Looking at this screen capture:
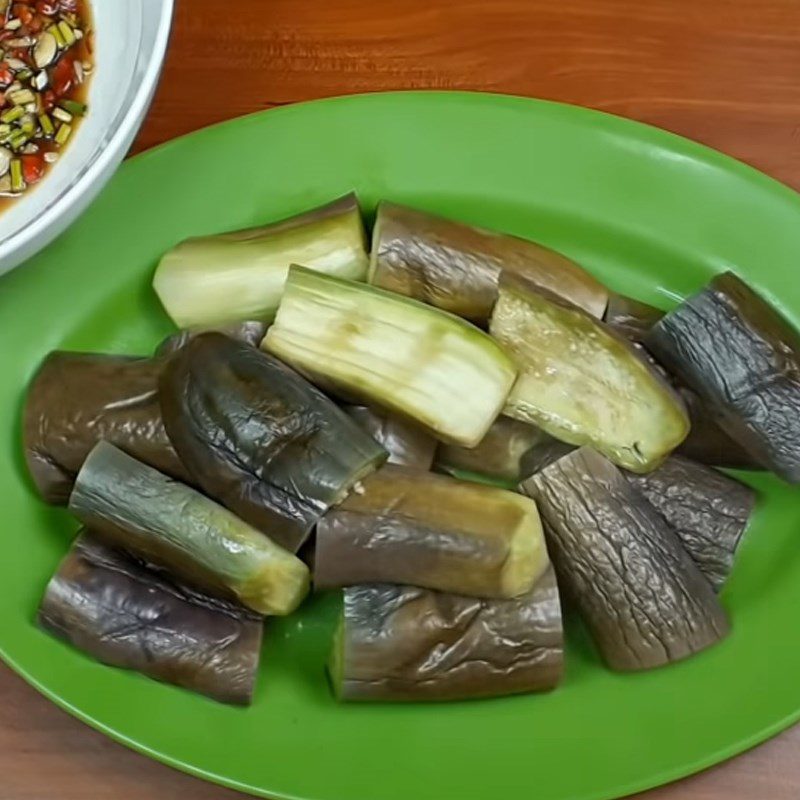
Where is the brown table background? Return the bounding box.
[3,0,800,797]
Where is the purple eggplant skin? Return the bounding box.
[159,333,387,553]
[38,532,263,705]
[369,201,608,324]
[330,567,563,702]
[646,272,800,482]
[434,416,549,483]
[521,447,729,672]
[605,293,762,470]
[344,405,436,470]
[23,352,189,505]
[314,465,549,599]
[625,455,755,592]
[604,293,665,341]
[154,320,268,357]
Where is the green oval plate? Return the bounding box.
[3,92,800,800]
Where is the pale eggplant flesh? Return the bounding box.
[344,405,436,470]
[314,465,549,599]
[39,531,263,705]
[626,455,755,591]
[159,333,387,553]
[23,351,189,505]
[521,447,729,671]
[369,201,608,323]
[329,567,563,702]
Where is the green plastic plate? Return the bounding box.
[3,92,800,800]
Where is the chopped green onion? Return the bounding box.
[38,113,54,136]
[20,115,35,134]
[1,105,24,123]
[48,24,66,48]
[10,158,23,192]
[16,68,32,81]
[57,21,75,46]
[9,89,35,106]
[60,99,86,117]
[52,106,72,123]
[55,122,72,145]
[9,130,28,150]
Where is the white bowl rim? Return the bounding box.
[2,0,175,262]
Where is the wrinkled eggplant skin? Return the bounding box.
[23,352,188,504]
[336,567,563,702]
[160,333,387,552]
[605,294,762,470]
[370,201,608,323]
[625,455,755,591]
[39,532,263,705]
[315,465,544,598]
[154,321,268,357]
[522,448,729,671]
[345,405,436,470]
[435,416,548,482]
[604,293,665,340]
[647,272,800,482]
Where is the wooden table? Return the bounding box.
[3,0,800,797]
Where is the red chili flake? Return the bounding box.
[50,56,74,97]
[0,66,13,86]
[21,153,45,184]
[12,4,35,25]
[41,88,56,111]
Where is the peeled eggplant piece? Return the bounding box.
[369,201,608,323]
[69,442,310,616]
[39,532,263,705]
[626,455,755,591]
[344,405,436,470]
[315,465,549,599]
[153,193,369,328]
[490,273,689,473]
[435,416,549,482]
[159,333,387,553]
[155,320,268,357]
[604,293,664,340]
[264,266,517,447]
[329,567,563,702]
[521,448,729,671]
[646,272,800,482]
[23,352,188,504]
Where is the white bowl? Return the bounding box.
[0,0,174,275]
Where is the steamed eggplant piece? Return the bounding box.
[155,320,268,357]
[264,266,518,447]
[521,448,729,671]
[604,293,664,340]
[39,532,263,705]
[435,416,549,482]
[159,333,387,552]
[646,272,800,482]
[69,442,310,615]
[626,455,755,591]
[490,273,689,473]
[329,567,563,702]
[23,352,188,504]
[604,294,761,469]
[153,193,369,328]
[315,465,548,598]
[345,406,436,469]
[369,201,608,323]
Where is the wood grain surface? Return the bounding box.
[3,0,800,798]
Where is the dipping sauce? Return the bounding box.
[0,0,93,204]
